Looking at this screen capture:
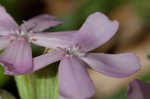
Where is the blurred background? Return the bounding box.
[0,0,150,99]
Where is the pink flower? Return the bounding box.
[126,79,150,99]
[0,5,63,75]
[32,12,141,99]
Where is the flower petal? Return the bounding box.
[74,12,119,52]
[126,79,150,99]
[21,14,64,32]
[30,31,77,49]
[33,50,64,71]
[81,53,140,77]
[0,38,33,75]
[0,5,18,35]
[0,36,10,50]
[59,56,95,99]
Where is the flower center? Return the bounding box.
[65,46,85,57]
[11,23,35,41]
[7,28,31,42]
[16,25,30,36]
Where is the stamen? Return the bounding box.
[56,46,85,57]
[27,22,37,32]
[32,38,37,42]
[22,20,37,32]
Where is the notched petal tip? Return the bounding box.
[124,53,141,75]
[113,53,141,77]
[112,20,119,31]
[90,12,120,23]
[81,53,141,78]
[75,11,119,52]
[87,12,119,24]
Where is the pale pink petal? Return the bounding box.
[81,53,140,77]
[0,5,18,35]
[74,12,119,52]
[0,38,33,75]
[30,31,77,49]
[126,79,150,99]
[59,56,95,99]
[59,96,66,99]
[0,36,10,50]
[33,50,64,71]
[21,14,64,32]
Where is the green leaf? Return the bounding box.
[0,50,10,87]
[0,65,10,87]
[0,89,16,99]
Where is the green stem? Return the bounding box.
[35,64,58,99]
[15,73,36,99]
[15,64,58,99]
